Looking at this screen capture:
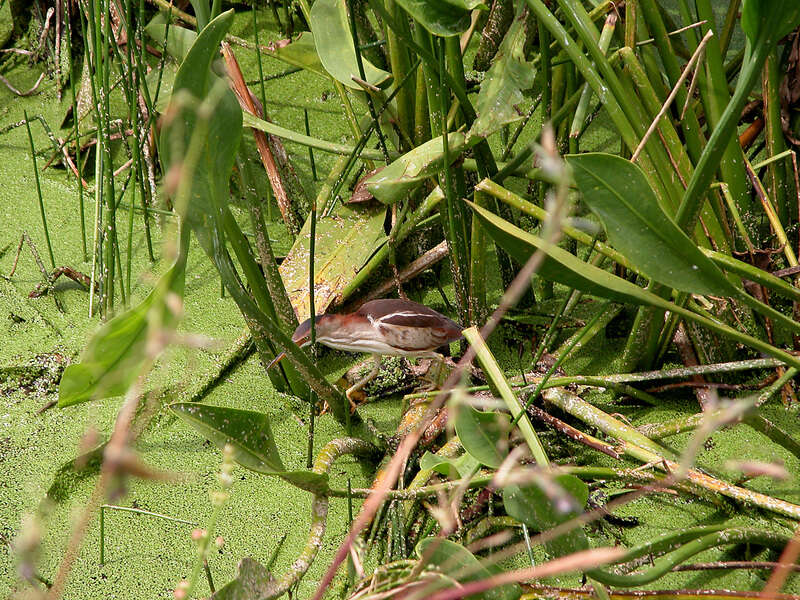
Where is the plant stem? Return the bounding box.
[23,111,55,270]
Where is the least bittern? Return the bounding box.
[269,299,463,406]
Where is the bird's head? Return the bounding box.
[266,314,339,369]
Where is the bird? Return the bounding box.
[268,299,463,408]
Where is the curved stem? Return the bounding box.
[260,438,374,600]
[589,528,789,587]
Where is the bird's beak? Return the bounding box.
[266,351,286,370]
[267,334,310,370]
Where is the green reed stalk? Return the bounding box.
[309,198,317,346]
[383,0,414,149]
[23,111,56,270]
[762,49,790,223]
[101,0,118,314]
[349,0,390,162]
[65,11,87,261]
[464,327,549,466]
[304,109,317,180]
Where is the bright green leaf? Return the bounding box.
[170,403,330,493]
[58,260,186,407]
[145,13,197,62]
[417,537,520,600]
[171,403,285,472]
[503,474,589,558]
[469,9,535,139]
[158,10,242,232]
[267,32,328,79]
[454,405,510,468]
[468,199,800,371]
[394,0,473,36]
[309,0,392,89]
[567,153,736,297]
[419,450,480,479]
[366,133,466,205]
[741,0,800,47]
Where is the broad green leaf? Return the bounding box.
[454,405,510,468]
[278,201,387,321]
[58,260,186,407]
[419,450,480,479]
[567,153,735,297]
[267,32,327,79]
[741,0,800,47]
[309,0,391,89]
[469,199,800,371]
[366,133,466,205]
[503,474,589,558]
[145,14,197,62]
[212,557,272,600]
[469,8,535,139]
[171,403,285,471]
[468,200,655,306]
[158,10,242,232]
[394,0,475,37]
[58,296,152,407]
[417,538,520,600]
[146,15,327,81]
[170,403,330,493]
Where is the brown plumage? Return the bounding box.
[270,299,463,406]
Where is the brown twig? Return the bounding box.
[0,72,46,97]
[221,43,301,235]
[360,241,449,305]
[527,405,621,459]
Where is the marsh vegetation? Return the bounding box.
[2,0,800,599]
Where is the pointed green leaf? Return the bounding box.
[58,297,151,407]
[468,199,800,371]
[503,474,589,558]
[417,538,520,600]
[454,406,510,468]
[309,0,391,89]
[267,32,327,78]
[158,10,242,231]
[741,0,800,47]
[419,450,480,479]
[469,9,535,139]
[171,403,285,472]
[394,0,478,37]
[58,260,186,407]
[468,200,654,305]
[568,153,735,297]
[366,133,466,205]
[170,403,330,494]
[145,13,197,62]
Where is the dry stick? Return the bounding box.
[426,548,626,600]
[0,72,46,96]
[361,241,448,304]
[527,405,621,459]
[310,137,569,600]
[673,322,718,410]
[60,143,90,189]
[221,43,300,235]
[760,523,800,599]
[631,30,714,162]
[526,586,800,600]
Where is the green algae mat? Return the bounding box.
[2,1,800,600]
